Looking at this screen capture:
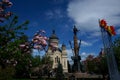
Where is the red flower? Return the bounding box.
[99,19,107,27]
[107,26,116,36]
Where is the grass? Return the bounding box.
[14,78,103,80]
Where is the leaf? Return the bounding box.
[23,27,28,30]
[15,26,22,30]
[24,20,29,24]
[14,16,18,20]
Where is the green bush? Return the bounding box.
[0,66,15,80]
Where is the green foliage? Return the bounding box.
[84,54,108,75]
[0,15,31,78]
[100,56,108,73]
[31,55,42,67]
[15,53,32,78]
[29,55,53,77]
[0,15,29,66]
[42,56,53,65]
[55,61,64,80]
[67,60,72,73]
[0,65,15,80]
[0,15,29,46]
[113,37,120,71]
[86,59,96,73]
[31,55,53,68]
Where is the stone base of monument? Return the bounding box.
[65,72,103,79]
[71,56,81,72]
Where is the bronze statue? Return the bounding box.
[73,25,79,35]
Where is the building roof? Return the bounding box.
[49,30,59,39]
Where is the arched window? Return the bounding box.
[56,56,59,62]
[64,59,66,67]
[55,57,57,63]
[59,58,60,62]
[55,56,60,63]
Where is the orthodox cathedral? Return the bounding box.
[46,30,68,73]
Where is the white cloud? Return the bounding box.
[81,52,88,61]
[89,31,101,38]
[66,48,97,63]
[71,40,92,47]
[32,49,45,57]
[58,43,62,48]
[45,9,64,19]
[81,40,92,46]
[81,52,97,61]
[67,0,120,32]
[66,49,74,64]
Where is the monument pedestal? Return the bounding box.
[71,55,81,72]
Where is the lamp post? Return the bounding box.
[99,19,120,80]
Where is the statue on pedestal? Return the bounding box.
[69,25,81,72]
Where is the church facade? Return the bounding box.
[46,30,68,73]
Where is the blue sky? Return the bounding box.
[10,0,120,61]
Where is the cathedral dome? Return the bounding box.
[49,30,59,48]
[49,30,59,40]
[49,30,59,43]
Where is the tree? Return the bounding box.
[0,15,30,79]
[0,15,29,68]
[113,37,120,71]
[83,53,108,75]
[41,56,53,76]
[98,55,108,78]
[83,55,96,73]
[0,0,54,78]
[0,65,15,80]
[67,60,72,73]
[0,0,32,78]
[94,53,108,79]
[0,0,12,22]
[55,61,64,80]
[31,55,42,67]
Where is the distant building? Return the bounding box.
[46,30,68,73]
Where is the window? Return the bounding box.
[55,57,57,63]
[55,56,60,63]
[64,59,66,68]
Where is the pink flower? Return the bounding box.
[26,46,29,49]
[0,14,5,17]
[2,0,9,3]
[5,12,12,18]
[33,39,38,43]
[31,30,48,51]
[19,44,26,48]
[41,39,47,46]
[34,35,40,39]
[26,51,31,54]
[15,61,17,64]
[43,36,48,40]
[8,2,12,7]
[40,30,46,33]
[0,7,4,12]
[34,45,41,49]
[39,36,44,40]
